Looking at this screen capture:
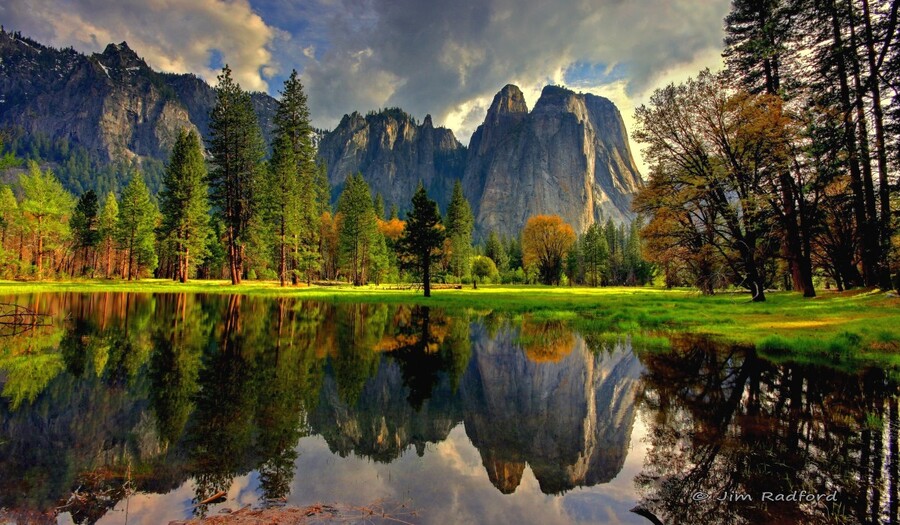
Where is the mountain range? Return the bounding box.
[0,29,642,235]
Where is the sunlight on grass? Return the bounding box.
[1,280,898,367]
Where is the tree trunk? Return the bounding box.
[105,239,112,278]
[847,7,881,286]
[279,218,286,287]
[830,0,878,286]
[861,0,896,289]
[779,176,815,296]
[423,254,431,297]
[181,245,189,283]
[36,218,43,280]
[227,224,239,285]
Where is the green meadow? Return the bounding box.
[2,280,898,369]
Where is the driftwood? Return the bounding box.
[0,303,51,337]
[197,491,228,506]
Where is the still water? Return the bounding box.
[0,293,897,524]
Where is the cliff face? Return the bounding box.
[463,85,643,236]
[1,29,641,232]
[0,30,276,164]
[316,110,467,212]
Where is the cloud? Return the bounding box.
[296,0,731,171]
[0,0,732,172]
[0,0,278,91]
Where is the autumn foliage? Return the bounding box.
[521,215,576,285]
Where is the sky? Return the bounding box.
[0,0,732,173]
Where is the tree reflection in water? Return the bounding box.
[635,335,900,525]
[0,293,898,525]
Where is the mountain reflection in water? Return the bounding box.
[0,293,897,525]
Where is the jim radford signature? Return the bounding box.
[691,490,839,503]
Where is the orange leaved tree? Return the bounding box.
[522,215,576,285]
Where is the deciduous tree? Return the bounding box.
[522,215,575,285]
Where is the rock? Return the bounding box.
[465,84,643,236]
[0,29,277,167]
[316,109,466,213]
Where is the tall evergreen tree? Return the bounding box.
[484,230,509,272]
[208,65,265,285]
[116,174,158,280]
[373,193,385,220]
[581,223,609,286]
[268,133,300,286]
[445,180,474,279]
[70,190,100,276]
[397,183,445,297]
[724,0,817,297]
[272,70,320,285]
[337,174,380,285]
[99,192,119,278]
[159,129,211,283]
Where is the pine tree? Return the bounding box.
[397,183,445,297]
[272,70,320,285]
[268,132,300,286]
[208,65,265,285]
[445,180,474,280]
[159,129,211,283]
[19,161,74,279]
[373,193,385,220]
[116,174,158,280]
[99,192,119,278]
[71,190,100,276]
[582,223,609,286]
[337,174,379,285]
[316,162,331,215]
[484,230,509,272]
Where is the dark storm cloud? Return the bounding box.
[0,0,731,157]
[299,0,731,140]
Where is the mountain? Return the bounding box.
[1,29,642,232]
[463,84,643,237]
[0,29,277,177]
[316,109,466,211]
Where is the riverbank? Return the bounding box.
[1,279,898,365]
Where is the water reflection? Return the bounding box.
[635,335,900,525]
[0,293,897,524]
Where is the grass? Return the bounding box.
[1,279,899,367]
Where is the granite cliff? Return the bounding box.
[1,29,642,232]
[463,84,643,236]
[0,29,277,165]
[316,109,466,211]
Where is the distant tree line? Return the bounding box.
[634,0,900,301]
[0,67,653,289]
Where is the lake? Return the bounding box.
[0,293,896,524]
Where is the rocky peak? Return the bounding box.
[487,84,528,120]
[465,83,643,237]
[318,109,466,212]
[94,41,148,79]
